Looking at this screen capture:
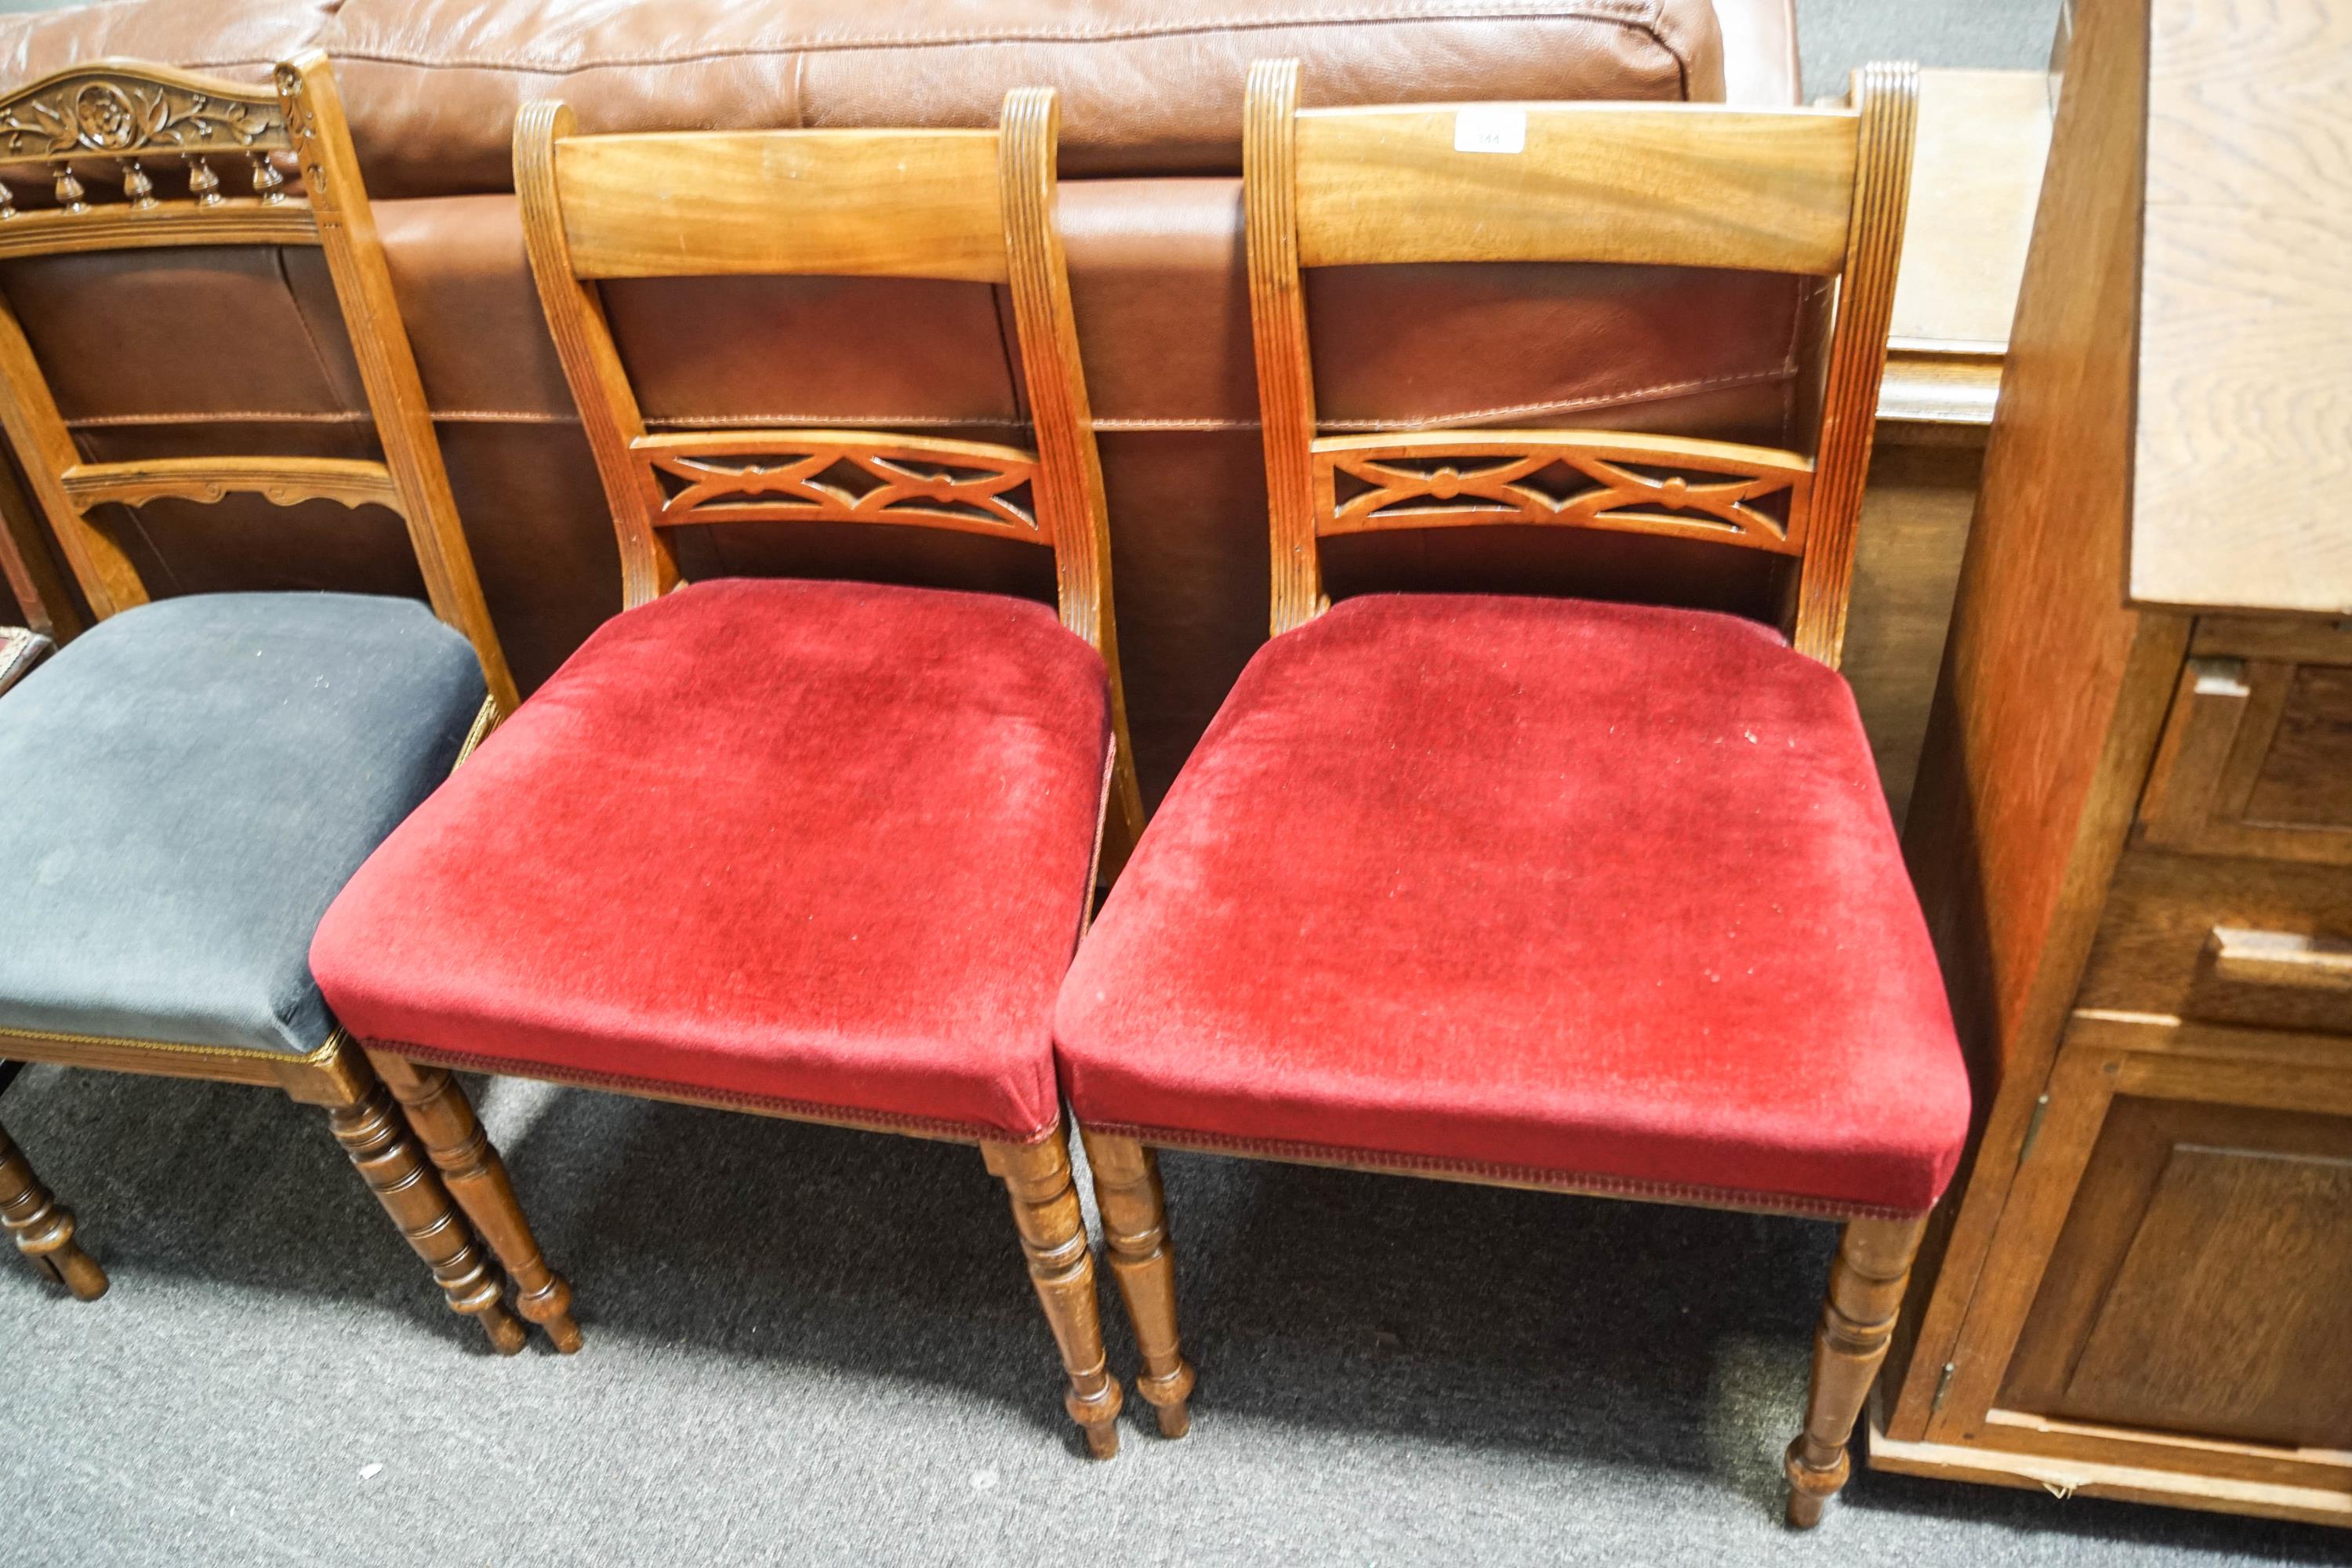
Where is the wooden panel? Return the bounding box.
[2139,650,2352,864]
[1871,1415,2352,1528]
[2129,0,2352,613]
[554,129,1010,283]
[2080,847,2352,1031]
[2002,1097,2352,1450]
[1889,70,2052,351]
[1292,104,1857,274]
[1886,0,2183,1437]
[1841,442,1980,824]
[2245,663,2352,826]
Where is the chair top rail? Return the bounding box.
[1292,102,1860,274]
[553,127,1010,283]
[0,60,293,162]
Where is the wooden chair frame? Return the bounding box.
[1077,60,1926,1520]
[0,629,99,1301]
[1246,58,1915,669]
[508,89,1137,1454]
[0,1062,107,1301]
[0,54,572,1356]
[515,88,1145,862]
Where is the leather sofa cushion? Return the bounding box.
[313,578,1110,1142]
[321,0,1732,198]
[1055,593,1972,1217]
[0,0,331,88]
[0,593,486,1057]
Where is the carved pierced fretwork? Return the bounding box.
[633,432,1047,542]
[1312,433,1813,554]
[0,67,290,162]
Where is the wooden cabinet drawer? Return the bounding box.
[2082,849,2352,1031]
[2136,620,2352,865]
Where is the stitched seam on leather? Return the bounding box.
[329,5,1689,78]
[62,368,1787,436]
[64,411,370,427]
[270,246,355,416]
[360,1036,1057,1145]
[1323,367,1793,430]
[1080,1119,1930,1220]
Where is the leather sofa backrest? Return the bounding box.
[319,0,1728,197]
[0,0,1804,803]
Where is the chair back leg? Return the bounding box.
[369,1051,582,1352]
[0,1120,107,1300]
[1784,1214,1929,1526]
[1080,1129,1195,1437]
[985,1127,1125,1456]
[308,1058,526,1355]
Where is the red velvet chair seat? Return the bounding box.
[1054,594,1972,1217]
[311,579,1111,1142]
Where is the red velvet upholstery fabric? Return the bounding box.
[1055,594,1971,1216]
[313,579,1110,1141]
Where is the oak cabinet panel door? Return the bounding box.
[2001,1094,2352,1450]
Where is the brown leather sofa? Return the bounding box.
[0,0,1802,801]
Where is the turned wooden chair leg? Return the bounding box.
[0,1120,107,1301]
[318,1070,526,1354]
[1784,1214,1928,1528]
[983,1125,1124,1457]
[369,1052,581,1352]
[1080,1128,1195,1438]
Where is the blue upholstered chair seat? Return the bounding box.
[0,593,488,1057]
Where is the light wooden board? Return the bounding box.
[2129,0,2352,614]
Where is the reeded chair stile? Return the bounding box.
[0,54,573,1352]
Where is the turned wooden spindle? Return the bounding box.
[1080,1130,1196,1437]
[369,1053,581,1352]
[0,1122,107,1301]
[1784,1215,1929,1528]
[249,152,285,204]
[120,160,155,210]
[185,155,221,207]
[984,1130,1123,1457]
[50,164,85,216]
[325,1080,525,1354]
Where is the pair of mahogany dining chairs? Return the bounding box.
[0,49,1971,1529]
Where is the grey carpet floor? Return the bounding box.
[2,1063,2345,1566]
[5,3,2332,1566]
[1799,0,2063,94]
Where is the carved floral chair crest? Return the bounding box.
[0,54,574,1352]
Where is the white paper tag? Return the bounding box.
[1454,105,1526,154]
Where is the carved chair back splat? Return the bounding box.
[513,89,1145,855]
[0,53,516,710]
[1243,60,1918,666]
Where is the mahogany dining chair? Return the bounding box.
[309,88,1148,1454]
[1054,60,1973,1525]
